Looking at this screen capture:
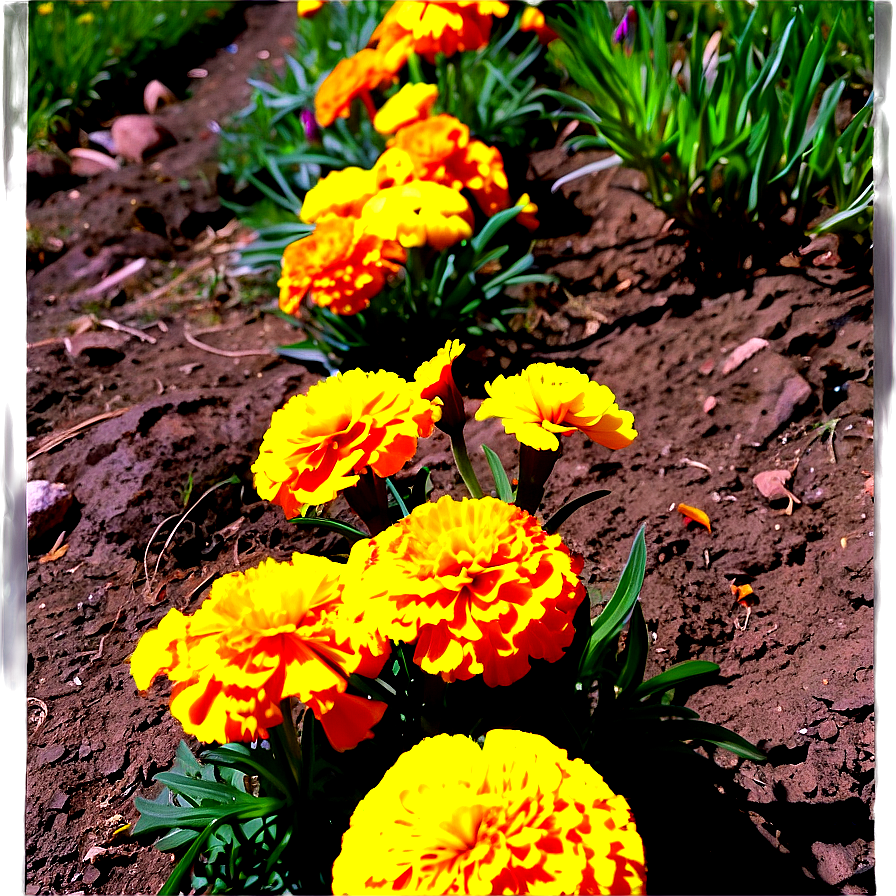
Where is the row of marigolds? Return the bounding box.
[130,345,764,895]
[270,0,558,372]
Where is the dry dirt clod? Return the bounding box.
[27,480,73,541]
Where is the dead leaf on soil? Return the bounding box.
[39,542,69,564]
[752,469,801,515]
[69,148,119,177]
[721,337,769,375]
[677,503,712,532]
[144,79,176,114]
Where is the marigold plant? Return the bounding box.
[251,368,440,517]
[299,166,379,223]
[370,1,510,63]
[358,180,475,250]
[130,554,389,751]
[414,338,466,435]
[339,494,586,687]
[331,729,647,895]
[278,216,406,317]
[475,362,638,452]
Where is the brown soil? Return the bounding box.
[25,5,874,895]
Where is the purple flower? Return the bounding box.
[613,6,637,48]
[301,109,320,143]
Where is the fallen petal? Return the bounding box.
[722,337,769,375]
[677,503,712,532]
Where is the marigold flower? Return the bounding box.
[297,0,325,16]
[340,495,585,687]
[76,11,94,24]
[331,729,647,895]
[37,2,53,14]
[371,1,509,64]
[252,368,440,516]
[389,115,510,216]
[475,363,638,452]
[278,217,405,317]
[374,82,439,135]
[519,5,560,44]
[299,167,379,223]
[315,45,409,128]
[414,339,466,435]
[514,192,539,232]
[359,181,474,250]
[373,147,418,189]
[130,554,389,750]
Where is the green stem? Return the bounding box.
[450,435,484,499]
[274,698,303,795]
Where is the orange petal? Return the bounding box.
[677,503,711,532]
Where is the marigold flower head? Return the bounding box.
[374,82,440,134]
[373,147,419,189]
[519,5,560,44]
[414,339,466,435]
[37,2,53,14]
[299,166,379,223]
[371,1,510,64]
[76,11,94,24]
[130,554,388,750]
[514,192,539,232]
[252,368,440,516]
[389,115,509,216]
[331,728,647,895]
[359,181,474,250]
[475,363,638,452]
[340,495,586,687]
[278,217,405,317]
[315,45,408,128]
[297,0,325,16]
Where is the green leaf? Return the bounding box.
[660,719,767,762]
[627,703,701,721]
[542,490,610,534]
[152,773,258,807]
[481,445,514,502]
[285,515,369,541]
[578,524,646,680]
[133,796,285,836]
[615,601,649,695]
[634,660,719,700]
[385,477,410,518]
[158,820,218,896]
[154,827,199,852]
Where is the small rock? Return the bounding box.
[48,790,69,811]
[78,740,93,760]
[818,719,839,741]
[34,744,66,768]
[773,374,813,429]
[82,865,102,886]
[110,115,176,162]
[27,481,73,541]
[100,745,129,778]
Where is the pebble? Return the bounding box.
[27,480,72,540]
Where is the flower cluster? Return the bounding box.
[131,553,388,751]
[331,729,647,895]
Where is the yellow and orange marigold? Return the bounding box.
[339,494,586,687]
[414,339,466,435]
[389,114,510,216]
[299,166,379,223]
[370,1,510,63]
[130,554,389,751]
[519,5,560,44]
[252,368,440,516]
[315,44,409,128]
[297,0,325,17]
[373,82,439,134]
[475,363,638,452]
[331,728,647,895]
[358,181,474,250]
[278,217,405,317]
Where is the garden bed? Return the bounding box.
[25,4,873,895]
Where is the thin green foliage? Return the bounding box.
[28,1,232,146]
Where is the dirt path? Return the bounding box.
[25,7,874,895]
